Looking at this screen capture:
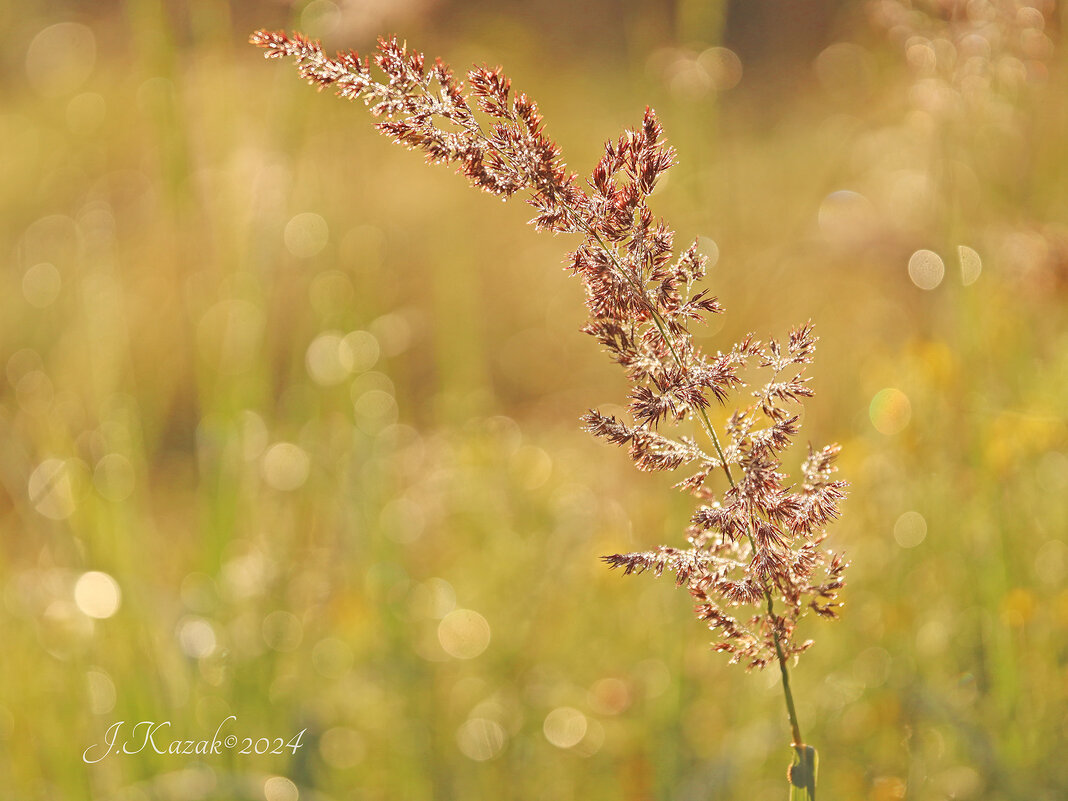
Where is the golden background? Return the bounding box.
[2,1,1066,799]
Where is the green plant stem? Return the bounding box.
[770,594,804,746]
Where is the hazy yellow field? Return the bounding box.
[2,2,1066,799]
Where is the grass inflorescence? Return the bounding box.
[251,28,850,795]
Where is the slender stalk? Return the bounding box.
[770,593,804,746]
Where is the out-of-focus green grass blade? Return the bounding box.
[788,745,817,801]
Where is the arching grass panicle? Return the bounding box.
[250,22,847,677]
[251,29,848,773]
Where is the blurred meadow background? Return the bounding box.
[2,1,1067,799]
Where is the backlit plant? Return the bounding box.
[251,29,848,799]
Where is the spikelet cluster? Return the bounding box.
[251,30,847,669]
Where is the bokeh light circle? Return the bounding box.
[262,610,304,652]
[697,47,743,91]
[22,263,62,307]
[28,458,77,520]
[343,331,380,373]
[306,332,352,386]
[870,388,912,435]
[263,776,299,801]
[543,707,587,749]
[26,23,96,97]
[262,443,311,491]
[456,718,507,761]
[588,677,631,716]
[94,454,135,502]
[86,669,117,714]
[320,726,365,768]
[284,212,329,258]
[74,571,121,619]
[894,511,928,548]
[437,609,491,659]
[958,245,982,285]
[177,617,217,659]
[908,249,945,290]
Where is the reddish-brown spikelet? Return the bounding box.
[250,30,848,669]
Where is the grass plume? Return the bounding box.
[251,29,848,796]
